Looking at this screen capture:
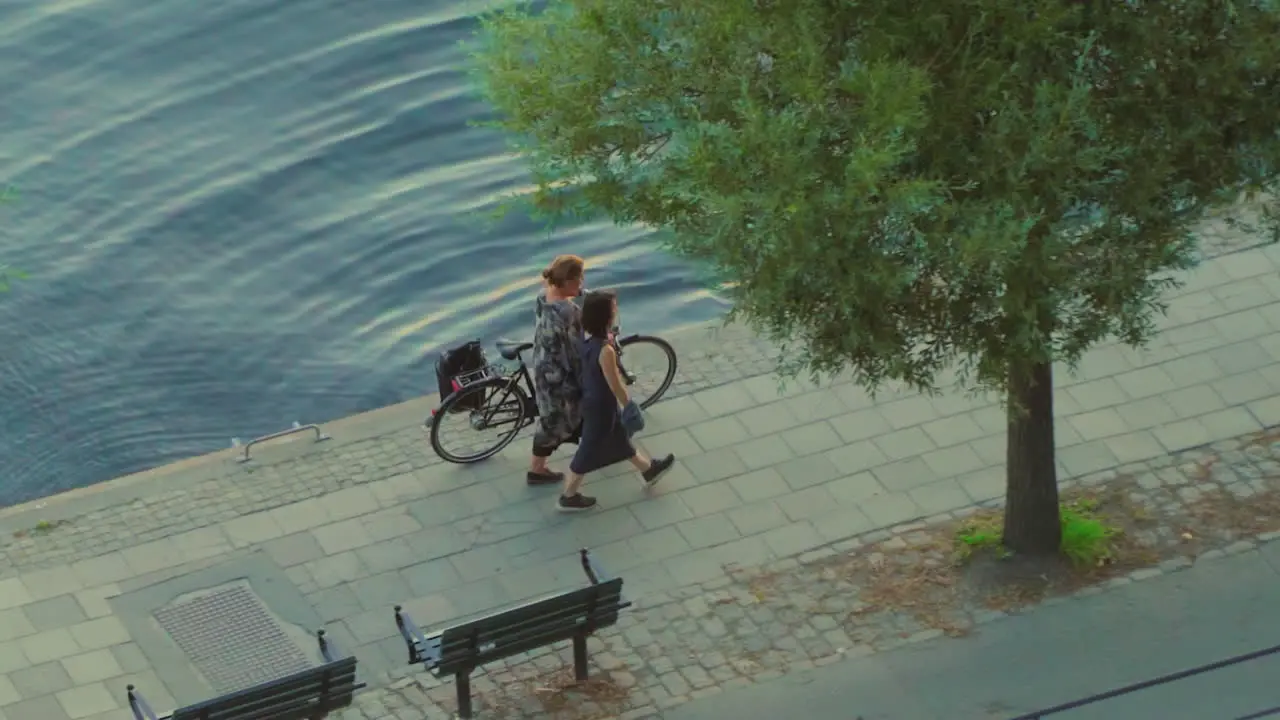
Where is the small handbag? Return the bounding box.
[621,400,645,438]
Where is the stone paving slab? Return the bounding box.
[0,227,1275,719]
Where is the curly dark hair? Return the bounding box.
[580,290,617,338]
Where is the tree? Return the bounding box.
[474,0,1280,555]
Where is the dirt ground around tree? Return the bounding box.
[343,428,1280,720]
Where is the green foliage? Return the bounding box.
[956,516,1008,560]
[1058,498,1118,568]
[474,0,1280,396]
[957,498,1117,567]
[12,518,69,539]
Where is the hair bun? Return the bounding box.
[542,254,584,288]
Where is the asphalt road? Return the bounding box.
[663,543,1280,720]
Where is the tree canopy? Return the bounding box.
[474,0,1280,553]
[478,0,1278,386]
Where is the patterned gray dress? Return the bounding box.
[531,292,583,453]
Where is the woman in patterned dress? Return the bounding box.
[527,255,586,485]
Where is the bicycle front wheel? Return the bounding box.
[429,378,530,463]
[617,335,678,410]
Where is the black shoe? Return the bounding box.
[556,493,598,512]
[642,454,675,487]
[527,470,564,486]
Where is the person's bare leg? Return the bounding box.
[557,471,597,511]
[528,443,564,486]
[563,472,586,498]
[628,451,652,472]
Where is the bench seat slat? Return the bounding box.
[435,597,626,663]
[433,598,628,674]
[173,659,356,711]
[433,582,621,644]
[436,594,625,660]
[429,581,626,676]
[453,580,621,636]
[171,684,359,720]
[436,581,622,648]
[434,604,628,677]
[170,659,358,720]
[171,688,359,720]
[170,686,360,720]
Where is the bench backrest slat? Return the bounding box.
[434,579,624,676]
[170,658,358,720]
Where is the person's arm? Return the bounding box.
[599,343,630,408]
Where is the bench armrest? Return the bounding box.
[127,685,161,720]
[579,548,624,591]
[316,628,347,664]
[394,606,443,669]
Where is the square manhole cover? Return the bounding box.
[153,584,312,694]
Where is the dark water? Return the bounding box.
[0,0,724,506]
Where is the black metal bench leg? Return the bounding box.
[456,670,473,719]
[573,632,589,682]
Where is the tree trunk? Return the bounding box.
[1002,360,1061,556]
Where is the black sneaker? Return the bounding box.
[526,470,564,486]
[642,454,675,487]
[556,493,598,512]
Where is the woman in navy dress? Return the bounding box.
[557,291,675,512]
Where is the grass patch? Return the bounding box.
[12,518,69,539]
[956,497,1119,567]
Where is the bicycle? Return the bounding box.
[427,326,678,464]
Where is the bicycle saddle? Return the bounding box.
[495,339,534,360]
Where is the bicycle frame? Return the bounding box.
[437,321,638,431]
[509,361,540,417]
[466,363,539,433]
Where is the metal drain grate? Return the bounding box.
[153,584,312,694]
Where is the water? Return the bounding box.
[0,0,725,507]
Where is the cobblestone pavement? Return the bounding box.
[331,429,1280,720]
[0,213,1276,720]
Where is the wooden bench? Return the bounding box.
[126,629,364,720]
[394,548,630,719]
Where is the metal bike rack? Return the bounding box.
[238,421,330,463]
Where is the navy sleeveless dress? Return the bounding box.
[569,335,636,474]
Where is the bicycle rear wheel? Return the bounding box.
[429,378,530,463]
[617,335,677,409]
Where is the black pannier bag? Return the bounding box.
[435,340,488,412]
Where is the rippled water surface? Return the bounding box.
[0,0,724,506]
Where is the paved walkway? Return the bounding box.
[0,224,1275,719]
[662,540,1280,720]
